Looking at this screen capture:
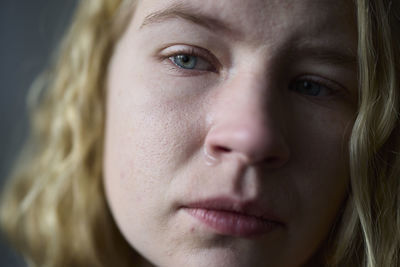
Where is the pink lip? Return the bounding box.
[182,197,284,238]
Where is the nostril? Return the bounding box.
[264,155,288,168]
[204,145,232,166]
[204,124,290,167]
[265,157,279,164]
[215,146,231,153]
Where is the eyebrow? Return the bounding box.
[293,46,358,69]
[140,3,241,38]
[140,3,358,70]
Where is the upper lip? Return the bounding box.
[182,196,285,225]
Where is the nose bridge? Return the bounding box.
[221,71,273,125]
[205,70,290,167]
[215,69,285,136]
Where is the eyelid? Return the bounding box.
[159,45,221,72]
[293,74,346,96]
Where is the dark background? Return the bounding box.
[0,0,77,265]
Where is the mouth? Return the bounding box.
[181,197,284,238]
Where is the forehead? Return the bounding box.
[133,0,357,49]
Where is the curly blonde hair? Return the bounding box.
[1,0,399,266]
[328,0,400,266]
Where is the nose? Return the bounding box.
[204,73,290,168]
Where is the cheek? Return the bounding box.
[102,59,213,261]
[289,94,353,176]
[300,104,352,185]
[105,46,196,172]
[103,57,209,209]
[283,101,352,244]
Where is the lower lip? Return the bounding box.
[184,208,280,238]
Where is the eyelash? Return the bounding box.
[159,46,345,98]
[161,47,219,74]
[290,75,342,98]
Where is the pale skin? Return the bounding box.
[103,0,358,266]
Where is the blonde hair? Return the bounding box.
[1,0,138,266]
[328,0,400,266]
[1,0,399,266]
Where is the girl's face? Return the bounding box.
[104,0,358,266]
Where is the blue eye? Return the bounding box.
[171,54,198,69]
[169,53,215,71]
[290,80,331,97]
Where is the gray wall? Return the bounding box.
[0,0,77,266]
